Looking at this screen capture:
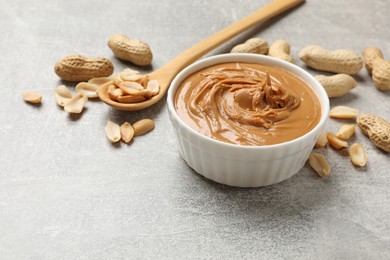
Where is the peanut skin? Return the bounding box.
[54,55,114,82]
[108,34,153,66]
[299,45,362,75]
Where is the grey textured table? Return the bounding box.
[1,0,389,259]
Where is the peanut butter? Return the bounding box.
[174,63,321,146]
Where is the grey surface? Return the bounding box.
[1,0,389,259]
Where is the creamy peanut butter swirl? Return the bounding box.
[175,63,321,146]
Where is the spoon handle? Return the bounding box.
[160,0,304,77]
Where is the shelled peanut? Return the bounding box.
[104,119,155,144]
[22,91,42,104]
[329,106,358,119]
[311,105,374,175]
[309,152,331,177]
[349,144,367,167]
[54,85,88,114]
[106,68,160,103]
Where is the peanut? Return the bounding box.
[64,93,88,114]
[108,34,153,66]
[119,81,144,95]
[268,39,293,63]
[230,38,269,55]
[357,114,390,153]
[329,106,358,119]
[309,152,331,177]
[336,124,355,140]
[349,143,367,167]
[22,91,42,104]
[120,69,142,81]
[105,121,121,143]
[54,85,73,107]
[327,132,348,149]
[107,69,159,103]
[363,47,390,91]
[372,59,390,91]
[114,73,124,86]
[133,119,155,136]
[75,82,99,98]
[117,95,146,103]
[147,80,160,96]
[362,47,384,75]
[107,84,123,101]
[315,74,357,98]
[120,122,134,143]
[54,55,114,82]
[88,77,113,86]
[299,45,362,74]
[315,132,327,148]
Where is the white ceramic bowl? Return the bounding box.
[167,54,329,187]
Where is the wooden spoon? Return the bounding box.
[98,0,304,111]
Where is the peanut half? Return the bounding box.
[327,132,348,150]
[309,152,331,177]
[268,39,294,63]
[105,121,121,143]
[75,82,99,98]
[88,77,113,86]
[315,132,328,148]
[349,143,367,167]
[22,91,42,104]
[315,74,357,98]
[119,81,145,96]
[363,47,390,91]
[108,34,153,66]
[231,38,269,55]
[107,69,160,103]
[299,45,362,74]
[120,122,134,143]
[357,114,390,153]
[329,106,358,119]
[107,84,124,101]
[147,80,160,96]
[64,93,88,114]
[54,55,114,82]
[117,94,146,103]
[54,85,73,107]
[336,124,355,140]
[133,119,155,136]
[120,70,142,82]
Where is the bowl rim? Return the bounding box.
[167,53,329,150]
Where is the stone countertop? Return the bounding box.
[0,0,389,259]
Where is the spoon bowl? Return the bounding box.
[98,68,172,111]
[98,0,304,111]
